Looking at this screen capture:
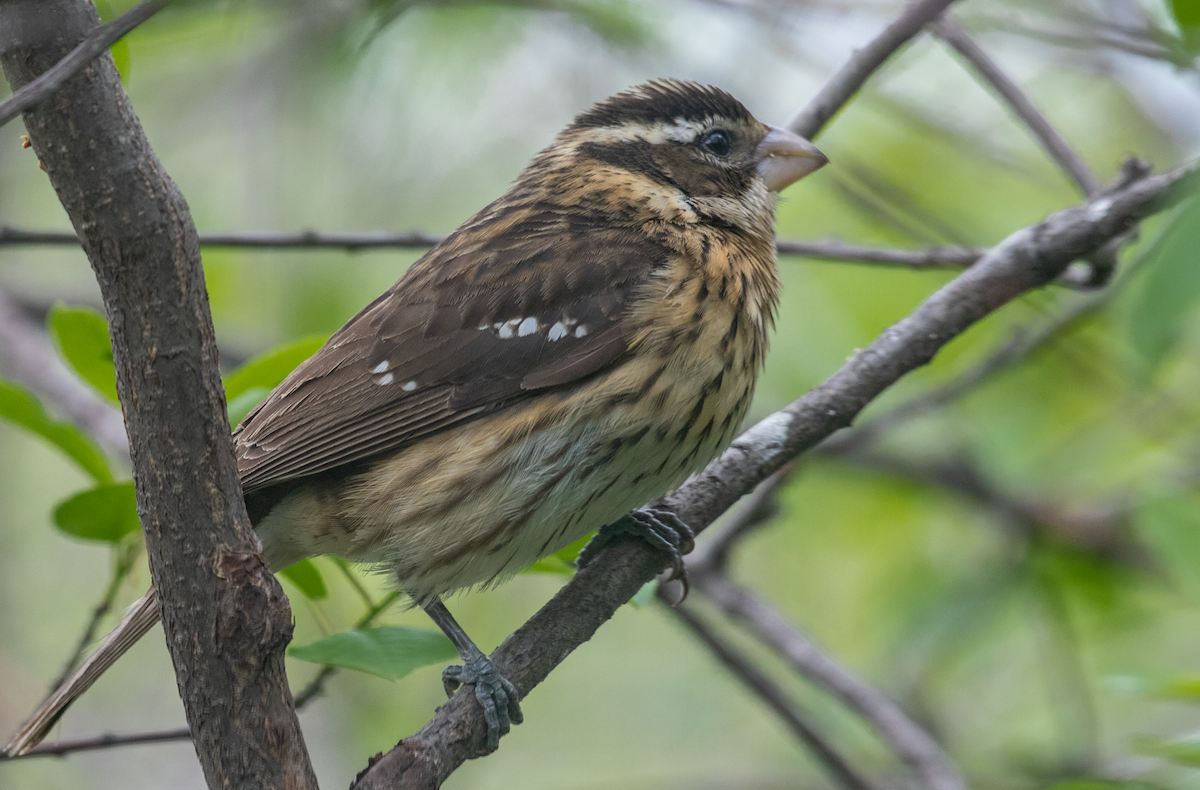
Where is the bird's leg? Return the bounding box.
[421,597,523,752]
[575,506,695,597]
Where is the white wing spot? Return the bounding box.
[575,325,589,338]
[498,323,514,339]
[402,380,417,392]
[376,372,394,385]
[371,361,389,374]
[548,321,567,341]
[518,317,538,337]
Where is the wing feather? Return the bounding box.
[234,208,672,494]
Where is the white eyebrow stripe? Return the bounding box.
[573,118,712,146]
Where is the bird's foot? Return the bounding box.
[576,507,695,597]
[442,654,523,752]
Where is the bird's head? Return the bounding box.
[522,79,827,238]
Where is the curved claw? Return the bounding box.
[576,507,695,601]
[441,655,523,752]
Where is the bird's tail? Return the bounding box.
[3,586,161,757]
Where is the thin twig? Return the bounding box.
[692,572,967,790]
[0,1,165,129]
[12,727,191,758]
[49,544,140,693]
[8,588,405,760]
[0,226,981,270]
[787,0,963,139]
[665,597,879,790]
[931,17,1100,197]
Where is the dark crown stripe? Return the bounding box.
[571,79,751,130]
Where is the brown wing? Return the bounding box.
[233,204,670,494]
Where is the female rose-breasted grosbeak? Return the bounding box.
[6,79,826,756]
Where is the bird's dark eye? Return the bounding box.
[698,129,732,157]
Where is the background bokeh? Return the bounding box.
[3,0,1200,788]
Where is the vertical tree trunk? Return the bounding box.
[0,3,317,788]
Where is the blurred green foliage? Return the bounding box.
[3,1,1200,789]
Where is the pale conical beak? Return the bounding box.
[756,126,828,193]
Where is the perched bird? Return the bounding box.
[5,79,826,756]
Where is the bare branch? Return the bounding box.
[11,727,191,758]
[0,1,164,130]
[8,587,406,761]
[931,17,1100,197]
[787,0,963,139]
[824,191,1178,456]
[49,544,141,693]
[665,597,879,790]
[349,159,1199,790]
[0,226,980,270]
[692,573,966,790]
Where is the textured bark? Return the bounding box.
[0,3,317,788]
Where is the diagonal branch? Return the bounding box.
[931,16,1100,197]
[787,0,962,139]
[666,597,879,790]
[349,154,1199,790]
[691,572,965,790]
[0,0,165,129]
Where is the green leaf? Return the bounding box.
[1134,733,1200,767]
[227,386,270,427]
[47,304,119,405]
[1133,494,1200,598]
[1127,195,1200,372]
[279,559,327,600]
[523,532,594,576]
[289,626,457,680]
[1109,672,1200,701]
[0,379,113,483]
[1170,0,1200,29]
[53,481,139,543]
[628,579,657,609]
[223,336,327,401]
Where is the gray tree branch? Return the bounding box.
[0,0,163,129]
[665,596,879,790]
[0,2,316,788]
[931,17,1100,197]
[787,0,962,139]
[691,572,965,790]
